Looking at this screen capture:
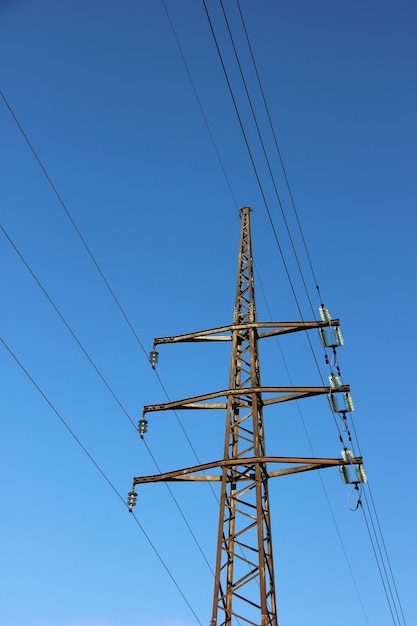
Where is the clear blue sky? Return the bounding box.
[1,2,416,625]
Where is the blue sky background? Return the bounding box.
[1,1,416,625]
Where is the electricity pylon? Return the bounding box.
[129,207,363,626]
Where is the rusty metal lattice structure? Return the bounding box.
[130,207,362,625]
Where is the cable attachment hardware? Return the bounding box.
[319,325,344,348]
[341,447,354,463]
[138,416,148,438]
[319,327,331,347]
[149,350,159,369]
[319,304,332,323]
[340,464,352,484]
[318,304,344,349]
[328,392,339,412]
[339,449,368,486]
[347,484,362,511]
[127,490,137,512]
[355,464,367,483]
[344,392,355,412]
[329,372,342,389]
[334,326,344,346]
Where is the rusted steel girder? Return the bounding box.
[133,455,363,485]
[141,385,349,414]
[152,319,341,345]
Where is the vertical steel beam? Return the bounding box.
[211,208,277,626]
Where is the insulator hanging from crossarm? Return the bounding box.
[334,326,344,346]
[355,464,367,483]
[318,304,344,348]
[329,373,342,389]
[340,465,352,484]
[319,327,331,347]
[319,304,332,323]
[342,447,354,463]
[328,392,339,412]
[328,391,354,415]
[319,325,344,348]
[344,392,355,412]
[138,416,148,438]
[127,490,137,512]
[149,350,159,368]
[339,448,368,485]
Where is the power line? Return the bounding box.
[161,0,239,212]
[360,499,403,626]
[1,11,407,625]
[1,89,223,572]
[209,0,352,435]
[200,1,342,436]
[258,285,370,624]
[219,0,317,321]
[200,5,407,624]
[236,0,322,298]
[201,0,308,325]
[365,487,407,625]
[1,223,214,578]
[1,223,137,430]
[0,88,225,492]
[361,489,407,626]
[0,335,203,626]
[161,2,347,464]
[0,90,148,360]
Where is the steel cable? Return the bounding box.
[0,335,203,626]
[201,4,407,624]
[1,224,214,578]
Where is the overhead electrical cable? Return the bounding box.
[0,88,223,473]
[161,0,349,476]
[215,0,357,448]
[157,12,354,603]
[221,0,367,471]
[2,15,405,626]
[141,435,215,576]
[211,0,347,406]
[1,223,136,430]
[0,91,234,598]
[206,0,335,370]
[152,368,219,500]
[360,499,404,626]
[0,90,148,360]
[201,5,406,624]
[259,287,370,624]
[196,7,377,621]
[361,490,406,626]
[0,335,204,626]
[161,0,239,211]
[365,490,408,625]
[219,0,317,320]
[219,5,364,459]
[201,1,310,325]
[346,403,406,624]
[201,1,343,439]
[210,0,365,466]
[236,0,322,299]
[0,224,214,578]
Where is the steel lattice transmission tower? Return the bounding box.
[129,207,363,626]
